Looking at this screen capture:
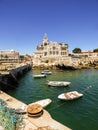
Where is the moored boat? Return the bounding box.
[27,103,43,117]
[33,74,46,78]
[41,70,52,75]
[58,91,83,100]
[28,98,52,108]
[47,80,71,87]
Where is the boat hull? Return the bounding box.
[41,70,52,75]
[33,74,46,78]
[58,91,83,100]
[28,98,52,108]
[47,81,71,87]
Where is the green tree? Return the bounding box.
[93,48,98,52]
[72,48,81,53]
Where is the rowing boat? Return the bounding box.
[28,98,52,108]
[47,80,71,87]
[58,91,83,100]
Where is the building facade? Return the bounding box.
[34,34,69,59]
[33,34,98,68]
[0,50,19,62]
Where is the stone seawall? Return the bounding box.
[33,64,98,70]
[33,56,98,70]
[0,64,32,91]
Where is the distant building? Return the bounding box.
[0,50,19,62]
[34,34,69,59]
[71,51,98,58]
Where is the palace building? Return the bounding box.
[34,34,69,59]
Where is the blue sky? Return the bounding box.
[0,0,98,55]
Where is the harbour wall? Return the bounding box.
[33,56,98,70]
[0,64,32,91]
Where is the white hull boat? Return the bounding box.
[33,74,46,78]
[47,81,71,87]
[41,70,52,75]
[28,98,52,108]
[58,91,83,100]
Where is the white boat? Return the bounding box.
[58,91,83,100]
[41,70,52,75]
[28,98,52,108]
[47,81,71,87]
[33,74,46,78]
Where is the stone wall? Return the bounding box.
[33,56,98,70]
[0,64,32,91]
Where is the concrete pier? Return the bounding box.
[0,91,71,130]
[0,64,32,91]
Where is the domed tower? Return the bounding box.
[43,33,49,46]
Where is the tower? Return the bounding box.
[43,33,49,46]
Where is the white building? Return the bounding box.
[0,50,19,62]
[33,34,70,65]
[34,34,69,59]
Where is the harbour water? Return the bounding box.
[7,69,98,130]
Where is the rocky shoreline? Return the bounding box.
[33,56,98,70]
[32,64,98,70]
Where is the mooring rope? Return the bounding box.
[48,100,66,112]
[81,85,92,93]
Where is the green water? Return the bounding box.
[7,69,98,130]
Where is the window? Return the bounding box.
[53,46,56,50]
[44,52,47,56]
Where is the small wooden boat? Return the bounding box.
[27,103,43,117]
[28,98,52,108]
[41,70,52,75]
[58,91,83,100]
[47,81,71,87]
[33,74,46,78]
